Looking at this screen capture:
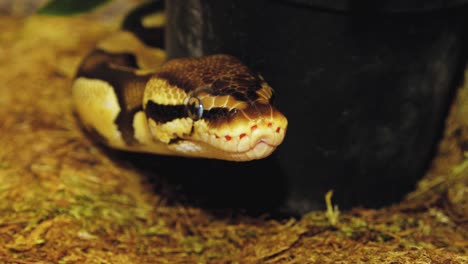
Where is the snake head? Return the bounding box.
[188,84,287,161]
[144,54,288,161]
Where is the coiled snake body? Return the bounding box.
[72,5,287,161]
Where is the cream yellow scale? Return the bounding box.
[72,31,288,161]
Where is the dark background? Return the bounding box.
[141,0,468,215]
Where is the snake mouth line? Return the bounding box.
[181,137,278,154]
[251,139,276,150]
[243,140,276,160]
[235,139,276,154]
[168,136,279,161]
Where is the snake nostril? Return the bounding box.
[276,127,281,133]
[267,122,273,127]
[225,135,232,141]
[239,133,247,139]
[251,125,258,131]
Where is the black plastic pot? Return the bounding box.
[162,0,468,214]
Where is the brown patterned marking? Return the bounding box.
[155,55,262,102]
[145,100,187,123]
[145,100,245,125]
[76,50,152,145]
[205,102,277,129]
[195,108,238,129]
[97,31,165,70]
[77,50,138,76]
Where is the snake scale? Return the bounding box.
[72,1,288,161]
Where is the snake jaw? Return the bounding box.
[173,105,287,161]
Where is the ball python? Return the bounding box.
[72,1,288,161]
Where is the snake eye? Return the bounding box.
[185,96,203,120]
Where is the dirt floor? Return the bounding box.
[0,5,467,263]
